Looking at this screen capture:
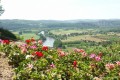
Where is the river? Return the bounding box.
[43,37,55,47]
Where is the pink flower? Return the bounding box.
[38,40,42,44]
[79,49,85,53]
[57,48,62,52]
[30,45,37,50]
[18,43,27,49]
[27,64,33,69]
[31,41,37,45]
[95,56,101,61]
[50,62,55,68]
[116,61,120,66]
[105,63,115,70]
[21,48,27,53]
[58,51,66,57]
[81,52,87,57]
[73,48,85,53]
[0,39,2,43]
[22,43,27,47]
[89,54,96,58]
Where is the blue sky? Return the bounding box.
[0,0,120,20]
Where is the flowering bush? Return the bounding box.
[0,38,120,79]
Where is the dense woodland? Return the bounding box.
[0,19,120,30]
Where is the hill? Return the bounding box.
[0,28,17,40]
[0,19,120,30]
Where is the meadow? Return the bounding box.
[12,31,40,40]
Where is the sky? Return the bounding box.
[0,0,120,20]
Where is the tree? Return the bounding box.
[53,39,62,48]
[39,34,46,41]
[0,5,4,16]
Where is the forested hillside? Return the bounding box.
[0,19,120,30]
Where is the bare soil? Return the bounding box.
[0,52,14,80]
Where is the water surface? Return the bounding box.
[43,37,55,47]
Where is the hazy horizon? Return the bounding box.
[1,18,120,21]
[1,0,120,20]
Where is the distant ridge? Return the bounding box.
[0,19,120,30]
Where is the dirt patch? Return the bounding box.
[0,52,14,80]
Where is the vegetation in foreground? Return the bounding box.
[0,28,17,40]
[0,38,120,80]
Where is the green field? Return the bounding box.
[50,29,98,35]
[50,29,84,35]
[12,31,40,40]
[62,35,106,42]
[20,33,39,40]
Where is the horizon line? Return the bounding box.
[1,18,120,21]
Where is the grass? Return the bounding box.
[20,33,39,40]
[50,29,84,35]
[12,30,40,40]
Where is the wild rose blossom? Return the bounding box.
[105,63,115,70]
[35,51,43,57]
[42,46,48,51]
